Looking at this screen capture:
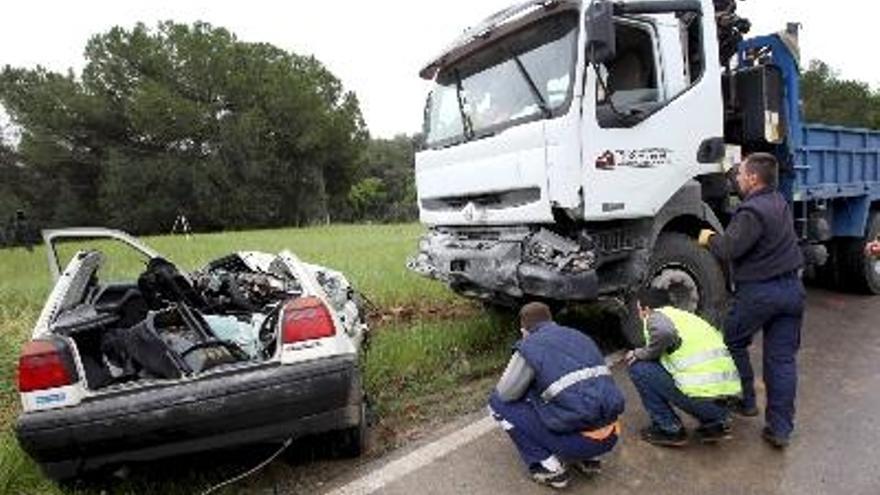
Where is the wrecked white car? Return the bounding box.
[15,228,369,480]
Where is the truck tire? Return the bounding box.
[810,240,840,289]
[617,297,646,348]
[838,212,880,294]
[620,233,728,347]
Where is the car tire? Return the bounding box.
[334,400,367,458]
[838,211,880,294]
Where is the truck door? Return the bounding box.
[580,9,725,220]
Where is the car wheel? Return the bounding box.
[335,399,367,458]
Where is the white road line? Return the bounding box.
[325,351,627,495]
[324,416,497,495]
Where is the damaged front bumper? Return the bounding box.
[408,227,598,302]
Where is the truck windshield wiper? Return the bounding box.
[453,69,475,140]
[508,50,552,119]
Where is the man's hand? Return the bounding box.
[698,229,716,247]
[624,350,638,366]
[865,240,880,258]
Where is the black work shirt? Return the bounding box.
[708,187,803,282]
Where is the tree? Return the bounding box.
[801,60,880,129]
[348,177,388,220]
[348,135,418,222]
[0,128,48,246]
[0,21,367,234]
[0,140,22,242]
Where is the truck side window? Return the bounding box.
[596,22,662,128]
[682,12,704,84]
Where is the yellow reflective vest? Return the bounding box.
[642,306,742,398]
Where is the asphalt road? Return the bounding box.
[318,288,880,495]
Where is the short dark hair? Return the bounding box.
[519,302,553,331]
[636,286,671,309]
[743,152,778,188]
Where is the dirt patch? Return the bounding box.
[367,300,483,327]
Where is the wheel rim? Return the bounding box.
[650,264,700,312]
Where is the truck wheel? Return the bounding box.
[620,233,728,347]
[617,297,646,348]
[838,212,880,294]
[810,240,840,289]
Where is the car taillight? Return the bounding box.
[282,296,336,343]
[18,339,77,393]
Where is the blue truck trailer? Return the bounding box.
[737,34,880,294]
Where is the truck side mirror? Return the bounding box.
[697,137,726,163]
[420,92,432,149]
[585,0,616,64]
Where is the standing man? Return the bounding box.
[626,287,741,446]
[698,152,805,448]
[489,302,624,489]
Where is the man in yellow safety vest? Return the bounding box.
[625,287,742,446]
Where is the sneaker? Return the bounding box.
[572,459,602,477]
[761,427,790,449]
[529,465,570,489]
[696,422,733,443]
[729,398,759,417]
[640,425,688,447]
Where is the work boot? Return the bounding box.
[572,458,602,478]
[761,427,790,449]
[696,422,733,443]
[640,425,688,447]
[729,397,759,417]
[529,464,570,489]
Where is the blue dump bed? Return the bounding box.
[793,123,880,201]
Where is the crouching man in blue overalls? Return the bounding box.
[489,302,625,489]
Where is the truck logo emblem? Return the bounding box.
[596,148,672,169]
[596,150,616,170]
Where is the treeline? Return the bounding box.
[0,21,418,241]
[801,60,880,128]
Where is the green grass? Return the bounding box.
[0,223,514,495]
[0,224,454,309]
[365,314,516,416]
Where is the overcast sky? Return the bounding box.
[0,1,877,138]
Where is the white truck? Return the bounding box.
[409,0,880,344]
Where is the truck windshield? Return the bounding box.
[425,11,579,147]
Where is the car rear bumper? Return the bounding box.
[16,354,362,480]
